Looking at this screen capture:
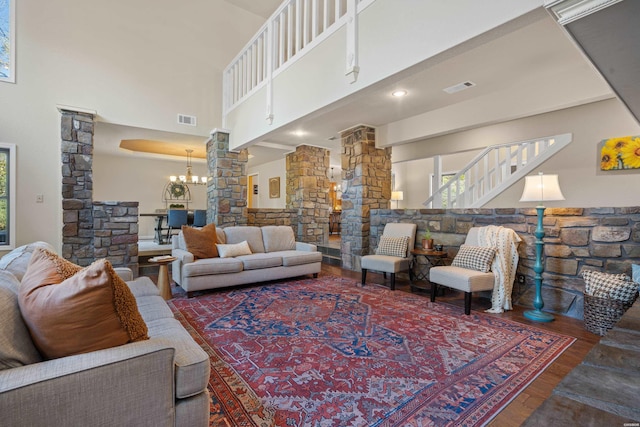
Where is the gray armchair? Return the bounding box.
[361,223,417,290]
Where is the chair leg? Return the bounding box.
[464,292,472,315]
[361,269,367,285]
[390,273,396,291]
[313,273,318,278]
[383,272,387,279]
[430,283,437,302]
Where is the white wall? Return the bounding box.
[392,99,640,209]
[0,0,266,251]
[247,158,287,209]
[93,154,208,239]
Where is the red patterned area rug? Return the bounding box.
[168,275,574,427]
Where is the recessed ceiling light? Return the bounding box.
[292,130,306,137]
[391,90,408,97]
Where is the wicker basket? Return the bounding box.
[583,293,636,336]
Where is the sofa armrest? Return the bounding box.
[296,242,317,252]
[0,340,177,427]
[114,267,134,281]
[172,248,195,264]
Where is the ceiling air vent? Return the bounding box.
[443,81,476,94]
[177,114,197,126]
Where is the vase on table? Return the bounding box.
[422,239,434,250]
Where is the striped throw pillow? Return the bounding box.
[583,270,638,303]
[451,245,496,273]
[375,236,410,258]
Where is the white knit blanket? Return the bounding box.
[478,225,522,313]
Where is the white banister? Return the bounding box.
[222,0,375,118]
[424,134,572,209]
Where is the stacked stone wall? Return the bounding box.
[61,110,95,266]
[59,108,139,274]
[206,131,248,228]
[370,207,640,320]
[93,202,139,272]
[286,145,330,244]
[248,208,300,233]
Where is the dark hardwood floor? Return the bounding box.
[320,263,600,427]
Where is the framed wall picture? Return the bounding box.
[599,136,640,171]
[269,177,280,198]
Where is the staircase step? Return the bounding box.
[322,254,342,266]
[317,245,340,257]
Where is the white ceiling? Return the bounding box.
[97,4,615,171]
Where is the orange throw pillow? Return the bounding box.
[19,248,148,359]
[182,223,218,259]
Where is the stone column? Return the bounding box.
[207,129,248,227]
[60,109,95,266]
[286,145,331,243]
[93,201,139,273]
[340,125,391,270]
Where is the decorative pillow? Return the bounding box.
[0,272,43,370]
[582,270,637,303]
[0,241,56,281]
[451,245,497,273]
[182,223,218,259]
[217,240,252,258]
[375,236,410,258]
[19,248,148,359]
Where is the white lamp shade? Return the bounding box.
[391,191,404,201]
[520,173,565,203]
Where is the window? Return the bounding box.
[0,143,16,248]
[431,172,465,208]
[441,173,465,208]
[0,0,15,83]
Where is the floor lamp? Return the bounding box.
[519,172,565,322]
[391,191,403,208]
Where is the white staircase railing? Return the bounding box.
[423,133,572,208]
[223,0,375,119]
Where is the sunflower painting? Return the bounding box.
[600,136,640,171]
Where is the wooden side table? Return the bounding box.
[149,256,176,300]
[409,248,447,292]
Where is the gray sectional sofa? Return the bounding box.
[0,243,210,427]
[172,225,322,296]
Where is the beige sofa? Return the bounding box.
[0,243,210,427]
[172,225,322,296]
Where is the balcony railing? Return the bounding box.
[223,0,374,119]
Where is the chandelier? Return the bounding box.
[170,149,207,185]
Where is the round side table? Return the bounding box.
[149,256,177,300]
[409,248,447,292]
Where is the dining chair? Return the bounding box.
[193,209,207,227]
[166,209,189,242]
